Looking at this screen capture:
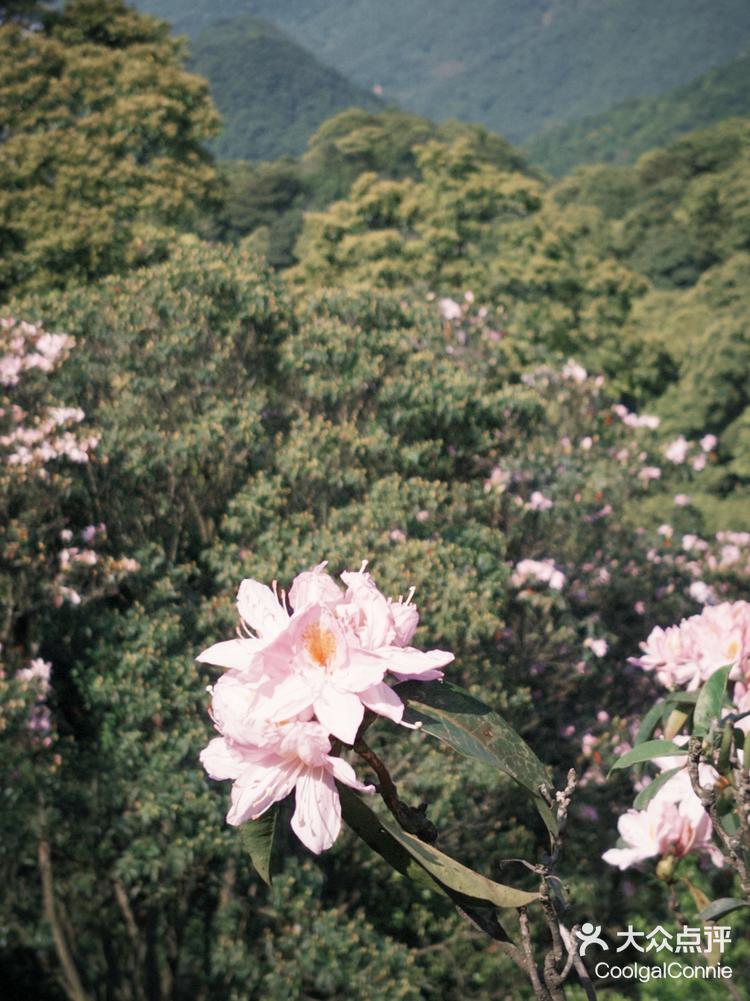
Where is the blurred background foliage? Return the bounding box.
[2,1,750,999]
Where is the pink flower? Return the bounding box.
[700,434,717,452]
[198,563,454,744]
[631,602,750,689]
[584,637,608,658]
[603,770,721,870]
[201,720,373,854]
[527,491,553,511]
[512,559,565,591]
[438,297,462,321]
[665,437,689,464]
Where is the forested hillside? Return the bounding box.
[135,0,750,142]
[527,50,750,175]
[3,3,750,1000]
[188,14,382,161]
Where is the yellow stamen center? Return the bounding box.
[303,622,337,668]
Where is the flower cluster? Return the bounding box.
[198,562,454,853]
[511,558,566,591]
[630,601,750,691]
[603,768,723,871]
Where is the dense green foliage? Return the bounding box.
[8,239,750,1000]
[3,6,750,997]
[0,0,219,298]
[135,0,750,142]
[527,51,750,176]
[187,13,382,162]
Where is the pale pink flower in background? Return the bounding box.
[584,637,608,658]
[512,558,565,591]
[664,436,689,464]
[688,581,716,605]
[657,524,673,540]
[438,297,462,321]
[562,359,587,383]
[639,466,661,482]
[580,436,593,451]
[201,721,373,854]
[673,494,691,507]
[463,290,474,303]
[527,490,553,511]
[700,434,717,452]
[692,453,707,472]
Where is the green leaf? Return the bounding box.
[698,898,750,921]
[396,681,557,837]
[632,766,684,809]
[665,691,700,705]
[693,665,731,737]
[635,701,666,745]
[239,806,278,885]
[609,739,688,774]
[339,786,539,909]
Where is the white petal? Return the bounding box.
[227,759,299,826]
[291,768,341,853]
[359,681,405,724]
[237,579,289,639]
[339,649,387,690]
[314,687,364,744]
[200,737,248,780]
[327,755,374,793]
[196,638,264,673]
[376,645,454,679]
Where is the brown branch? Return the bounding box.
[518,907,553,1001]
[38,838,91,1001]
[353,737,437,842]
[688,737,750,898]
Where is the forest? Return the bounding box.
[2,2,750,1000]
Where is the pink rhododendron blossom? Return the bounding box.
[664,436,689,464]
[201,721,373,853]
[527,491,553,511]
[438,297,462,321]
[199,562,454,850]
[631,601,750,689]
[562,359,587,383]
[603,769,721,870]
[584,637,608,658]
[700,434,718,452]
[511,559,565,591]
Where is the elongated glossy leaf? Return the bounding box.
[635,701,666,746]
[698,898,750,921]
[610,739,687,774]
[239,806,277,885]
[396,681,557,837]
[633,766,684,809]
[339,786,539,909]
[693,665,731,736]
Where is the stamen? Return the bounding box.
[359,559,369,573]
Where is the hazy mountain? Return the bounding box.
[187,14,382,161]
[527,50,750,175]
[134,0,750,143]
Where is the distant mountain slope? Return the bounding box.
[187,14,382,161]
[135,0,750,143]
[526,50,750,175]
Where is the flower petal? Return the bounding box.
[313,687,364,744]
[227,758,299,826]
[237,579,289,639]
[196,638,265,674]
[327,755,375,794]
[376,645,454,680]
[200,736,249,780]
[359,681,405,725]
[291,767,341,853]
